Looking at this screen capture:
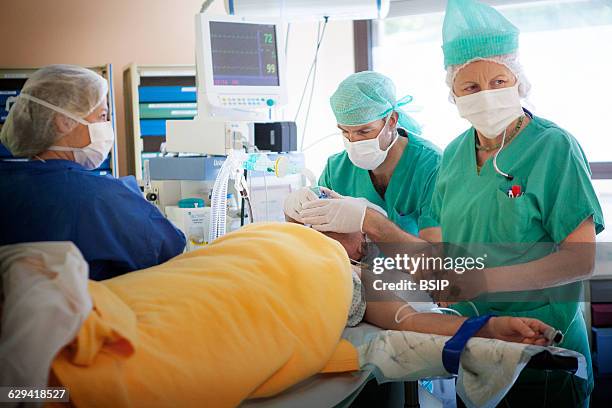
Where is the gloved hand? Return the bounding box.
[319,187,388,218]
[283,187,319,222]
[300,190,387,233]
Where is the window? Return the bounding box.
[373,0,612,164]
[593,180,612,241]
[372,0,612,239]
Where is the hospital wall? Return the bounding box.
[0,0,355,177]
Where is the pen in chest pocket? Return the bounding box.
[507,185,523,198]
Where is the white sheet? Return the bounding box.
[0,242,91,393]
[344,323,587,408]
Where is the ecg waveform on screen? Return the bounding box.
[212,66,260,72]
[209,21,280,86]
[211,33,259,40]
[212,50,261,55]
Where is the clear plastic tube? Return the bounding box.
[435,307,462,316]
[301,167,317,186]
[242,154,276,173]
[394,303,463,324]
[209,152,312,240]
[209,158,233,242]
[241,153,307,178]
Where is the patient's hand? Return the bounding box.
[480,317,551,346]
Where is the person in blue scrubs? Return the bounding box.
[0,65,185,280]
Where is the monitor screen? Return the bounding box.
[210,21,280,87]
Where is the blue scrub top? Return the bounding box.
[0,159,186,280]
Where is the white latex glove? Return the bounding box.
[283,187,319,222]
[300,191,387,233]
[319,187,388,218]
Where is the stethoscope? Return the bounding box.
[493,126,514,181]
[490,111,532,181]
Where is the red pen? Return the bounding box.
[511,185,522,198]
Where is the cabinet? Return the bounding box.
[123,64,196,180]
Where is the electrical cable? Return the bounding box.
[293,19,328,123]
[284,23,291,57]
[293,21,326,123]
[240,169,247,226]
[302,131,341,151]
[199,0,214,13]
[300,21,326,151]
[394,303,463,325]
[436,307,462,316]
[394,303,418,325]
[293,17,329,151]
[245,196,254,224]
[466,300,480,317]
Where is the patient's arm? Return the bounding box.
[281,224,550,345]
[316,232,551,345]
[365,301,551,345]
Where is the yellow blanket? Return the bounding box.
[51,222,360,408]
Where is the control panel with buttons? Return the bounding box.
[216,96,277,108]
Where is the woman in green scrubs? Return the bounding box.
[284,71,441,242]
[430,0,605,406]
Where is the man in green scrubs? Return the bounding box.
[431,0,606,405]
[284,71,441,242]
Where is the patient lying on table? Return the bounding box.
[0,223,581,408]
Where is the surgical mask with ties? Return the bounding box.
[343,114,398,170]
[454,83,523,139]
[20,93,114,170]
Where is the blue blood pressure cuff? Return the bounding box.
[442,314,494,375]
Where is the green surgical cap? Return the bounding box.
[442,0,520,68]
[330,71,421,134]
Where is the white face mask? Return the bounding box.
[343,115,398,170]
[454,84,523,139]
[19,93,114,170]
